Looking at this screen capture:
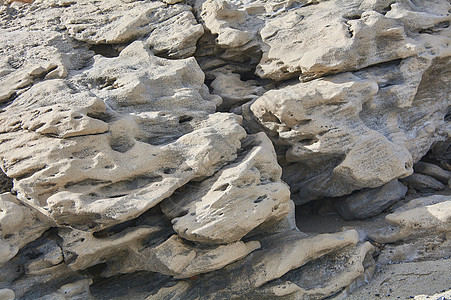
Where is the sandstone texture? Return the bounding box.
[0,0,450,299]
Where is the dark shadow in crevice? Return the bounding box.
[0,168,13,194]
[89,270,175,300]
[89,44,123,58]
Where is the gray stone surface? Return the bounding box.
[335,179,408,220]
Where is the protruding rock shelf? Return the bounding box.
[0,0,449,299]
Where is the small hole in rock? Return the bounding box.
[254,195,267,204]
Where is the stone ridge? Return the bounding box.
[0,0,449,299]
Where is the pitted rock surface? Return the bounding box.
[0,0,449,299]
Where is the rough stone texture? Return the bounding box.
[0,193,52,265]
[401,173,446,192]
[335,179,408,220]
[413,161,451,184]
[243,52,449,203]
[371,194,451,243]
[0,0,450,299]
[161,132,291,244]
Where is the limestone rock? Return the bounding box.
[256,0,450,81]
[1,1,203,59]
[162,229,374,299]
[243,54,449,203]
[247,230,360,287]
[348,259,451,300]
[161,132,291,244]
[60,225,260,279]
[0,193,52,265]
[161,0,184,4]
[0,289,14,300]
[0,30,91,103]
[372,194,451,243]
[243,72,413,202]
[377,235,451,264]
[335,179,408,220]
[401,173,446,192]
[145,9,204,59]
[36,279,94,300]
[0,0,450,299]
[0,231,88,299]
[413,161,451,184]
[258,242,375,299]
[0,41,245,231]
[199,0,255,49]
[257,5,415,80]
[210,67,265,111]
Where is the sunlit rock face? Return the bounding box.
[0,0,449,299]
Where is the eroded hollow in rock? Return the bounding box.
[0,0,450,299]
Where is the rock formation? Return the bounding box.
[0,0,449,299]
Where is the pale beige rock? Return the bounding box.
[243,53,449,202]
[256,0,450,81]
[0,30,89,103]
[258,242,375,299]
[348,259,451,299]
[36,279,94,300]
[161,132,291,244]
[166,229,371,299]
[373,195,451,243]
[200,0,254,48]
[210,67,265,110]
[0,41,245,231]
[0,0,450,298]
[249,230,360,287]
[0,193,52,265]
[161,0,184,4]
[1,1,203,58]
[0,289,14,300]
[378,235,451,264]
[146,282,191,300]
[145,10,204,58]
[243,72,413,202]
[61,227,260,279]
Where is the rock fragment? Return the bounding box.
[401,173,446,192]
[335,179,408,220]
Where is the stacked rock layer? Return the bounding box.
[0,0,449,299]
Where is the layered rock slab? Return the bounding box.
[242,55,449,203]
[0,2,295,296]
[151,229,376,299]
[0,0,449,299]
[0,41,247,231]
[161,132,291,244]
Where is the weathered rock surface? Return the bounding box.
[161,132,291,244]
[335,179,408,220]
[414,161,451,184]
[243,52,449,203]
[0,0,450,299]
[401,173,446,192]
[372,194,451,243]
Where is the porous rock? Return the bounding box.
[0,41,245,231]
[0,0,450,299]
[161,132,291,244]
[372,194,451,243]
[243,54,449,203]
